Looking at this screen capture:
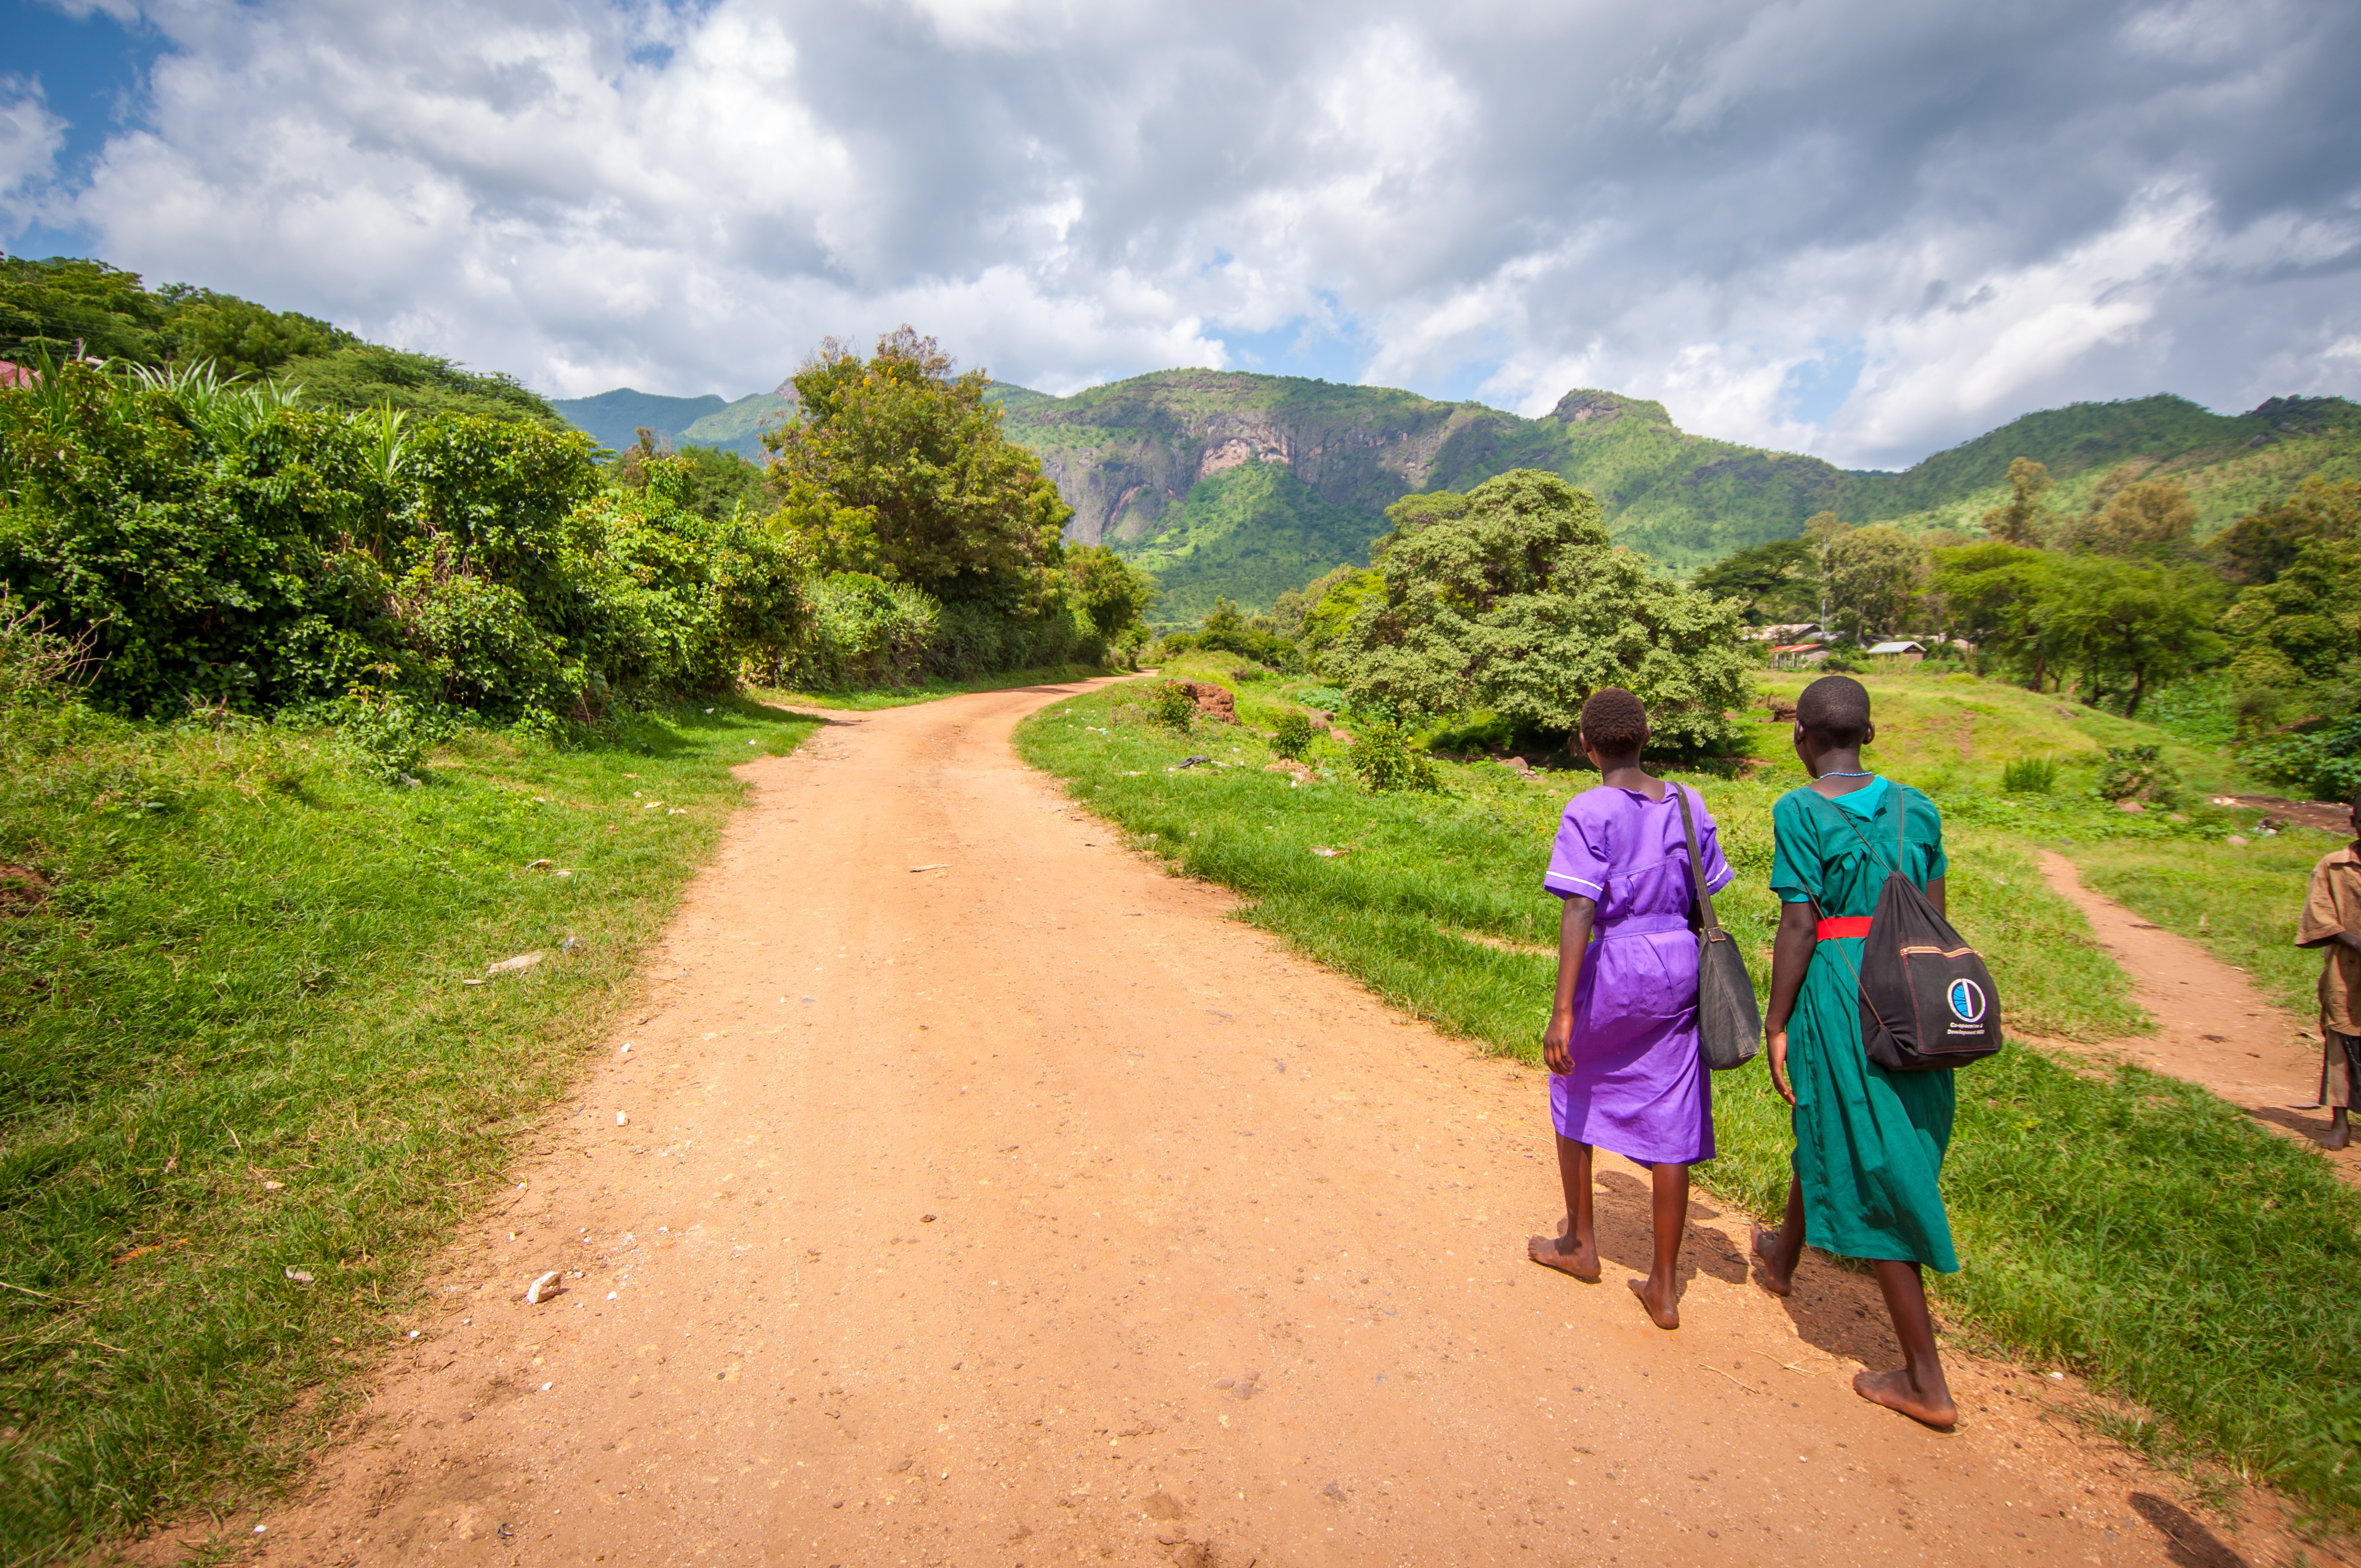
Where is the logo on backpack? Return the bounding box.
[1946,977,1987,1025]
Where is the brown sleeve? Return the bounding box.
[2300,857,2349,945]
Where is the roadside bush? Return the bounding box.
[1149,680,1196,732]
[2001,756,2058,794]
[2095,745,2180,805]
[1270,710,1314,761]
[797,573,940,688]
[1347,719,1441,793]
[2244,717,2361,803]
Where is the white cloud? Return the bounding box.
[4,0,2357,468]
[0,77,66,217]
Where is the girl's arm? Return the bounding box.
[1762,903,1818,1105]
[1542,895,1598,1075]
[1927,876,1946,918]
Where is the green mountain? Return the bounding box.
[986,371,2361,618]
[550,385,797,458]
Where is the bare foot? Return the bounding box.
[1852,1368,1956,1429]
[1626,1276,1679,1330]
[1749,1226,1794,1298]
[1527,1233,1600,1281]
[2325,1120,2351,1151]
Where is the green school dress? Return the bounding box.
[1769,776,1960,1272]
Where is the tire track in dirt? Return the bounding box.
[176,680,2327,1567]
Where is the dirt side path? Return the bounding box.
[2036,852,2360,1177]
[188,685,2320,1568]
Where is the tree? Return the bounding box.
[1930,542,2069,691]
[1064,544,1158,641]
[0,256,161,363]
[2071,477,2197,558]
[2212,477,2361,586]
[2039,556,2220,716]
[1691,537,1818,624]
[1326,470,1749,755]
[1822,526,1926,641]
[763,326,1069,608]
[1980,457,2052,546]
[2221,536,2361,690]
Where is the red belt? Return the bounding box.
[1816,917,1872,940]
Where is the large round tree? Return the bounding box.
[1328,469,1750,756]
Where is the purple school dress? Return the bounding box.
[1541,783,1734,1166]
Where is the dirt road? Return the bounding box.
[213,681,2291,1567]
[2035,852,2361,1179]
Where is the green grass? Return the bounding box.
[749,661,1122,711]
[1019,655,2361,1522]
[0,694,818,1561]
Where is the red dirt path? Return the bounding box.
[176,679,2331,1567]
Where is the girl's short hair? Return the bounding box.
[1579,687,1649,758]
[1797,676,1873,747]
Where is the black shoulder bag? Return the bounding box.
[1672,785,1762,1071]
[1817,785,2004,1072]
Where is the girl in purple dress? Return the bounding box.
[1526,688,1734,1329]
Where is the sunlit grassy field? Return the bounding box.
[1018,656,2361,1522]
[0,698,817,1559]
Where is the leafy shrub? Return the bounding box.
[1149,680,1196,732]
[2095,745,2180,805]
[325,682,445,781]
[795,573,940,688]
[2244,717,2361,803]
[1291,685,1348,714]
[1270,710,1314,761]
[1347,719,1440,793]
[2001,756,2057,794]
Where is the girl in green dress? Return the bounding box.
[1749,676,1959,1428]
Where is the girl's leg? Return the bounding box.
[1855,1260,1957,1428]
[1750,1173,1807,1296]
[2326,1106,2351,1151]
[1627,1161,1689,1330]
[1527,1135,1600,1279]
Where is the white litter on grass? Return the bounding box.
[282,1268,313,1283]
[526,1271,562,1305]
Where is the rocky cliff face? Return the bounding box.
[994,371,1478,548]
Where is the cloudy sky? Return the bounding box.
[4,0,2357,469]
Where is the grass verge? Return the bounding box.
[0,693,817,1562]
[1018,657,2361,1523]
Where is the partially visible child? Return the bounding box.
[1749,675,1960,1428]
[1526,687,1734,1330]
[2298,791,2361,1150]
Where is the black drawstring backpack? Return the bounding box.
[1672,785,1761,1071]
[1816,785,2004,1073]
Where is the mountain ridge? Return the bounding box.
[553,368,2361,619]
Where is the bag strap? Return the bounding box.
[1671,784,1724,936]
